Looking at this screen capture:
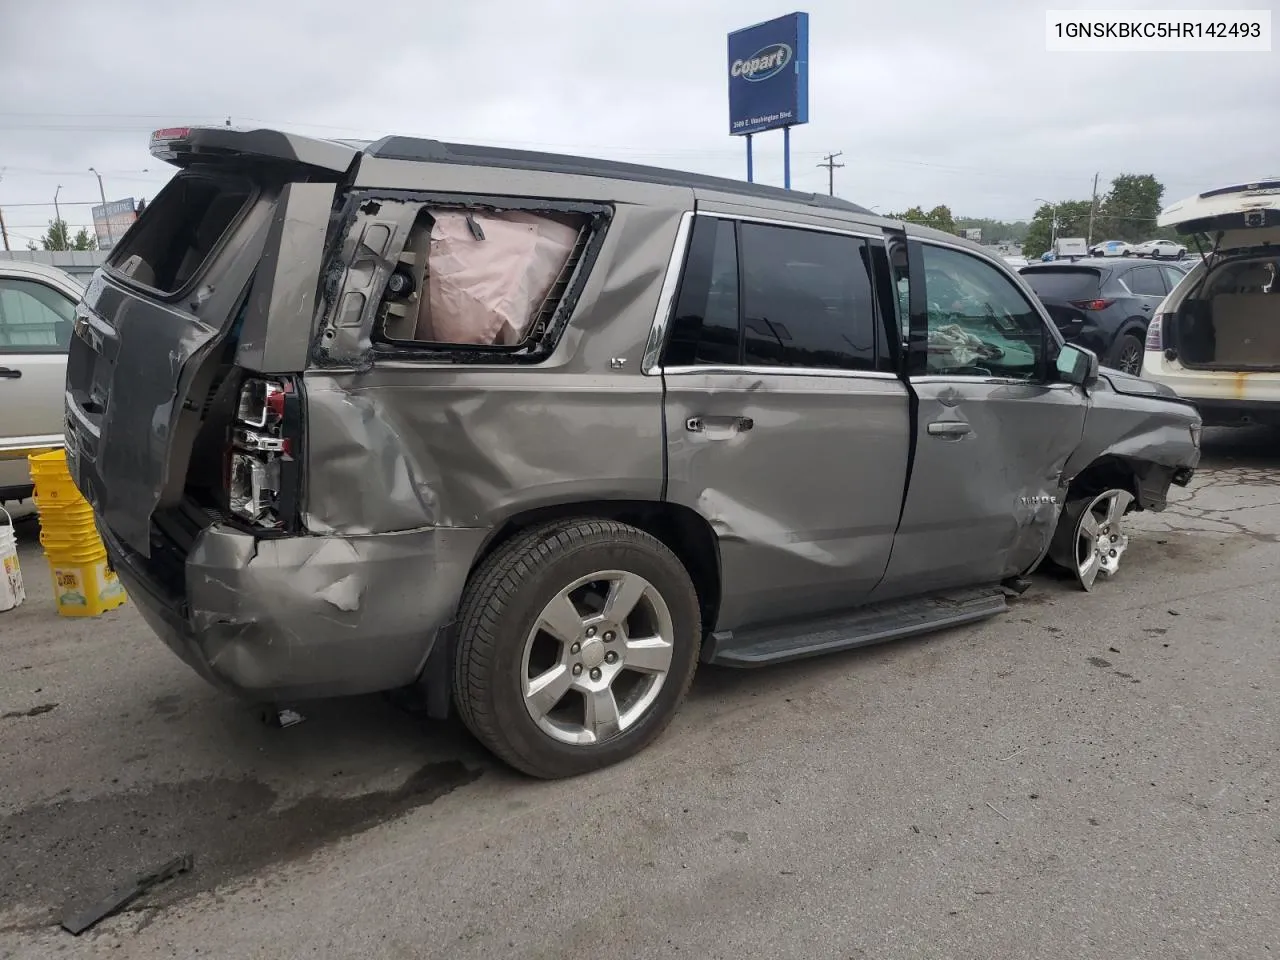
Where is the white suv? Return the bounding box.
[1142,179,1280,426]
[0,260,83,512]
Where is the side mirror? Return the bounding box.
[1056,344,1100,387]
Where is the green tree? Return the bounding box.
[1022,199,1094,259]
[37,218,72,251]
[955,217,1030,244]
[28,219,97,252]
[71,227,97,251]
[890,204,956,234]
[1098,173,1164,243]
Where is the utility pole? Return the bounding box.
[1086,171,1100,246]
[89,166,112,248]
[0,167,8,251]
[817,151,844,196]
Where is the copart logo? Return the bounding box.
[731,43,792,82]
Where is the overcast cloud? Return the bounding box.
[1,0,1275,247]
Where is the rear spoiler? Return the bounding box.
[149,126,364,177]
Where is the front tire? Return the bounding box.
[452,519,701,779]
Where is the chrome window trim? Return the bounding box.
[694,209,884,242]
[641,210,888,377]
[641,210,694,376]
[909,374,1077,390]
[663,364,901,381]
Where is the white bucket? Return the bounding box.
[0,505,25,612]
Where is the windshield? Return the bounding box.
[1020,268,1102,300]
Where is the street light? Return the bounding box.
[89,167,111,248]
[53,184,63,232]
[1035,197,1058,252]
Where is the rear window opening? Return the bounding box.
[375,206,590,349]
[1172,254,1280,369]
[1020,267,1103,301]
[108,174,254,295]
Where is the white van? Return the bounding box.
[1054,237,1089,259]
[1141,179,1280,426]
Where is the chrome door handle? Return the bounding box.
[686,416,753,439]
[927,420,972,438]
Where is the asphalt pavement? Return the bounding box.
[1,428,1277,959]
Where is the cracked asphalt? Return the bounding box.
[1,428,1277,960]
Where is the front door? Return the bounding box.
[658,213,911,632]
[874,237,1089,599]
[0,273,77,457]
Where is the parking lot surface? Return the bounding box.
[1,429,1277,960]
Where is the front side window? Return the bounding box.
[916,244,1046,380]
[738,223,877,371]
[0,278,76,353]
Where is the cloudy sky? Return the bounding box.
[1,0,1275,248]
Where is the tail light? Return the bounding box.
[227,376,300,529]
[1069,299,1115,311]
[1146,314,1164,352]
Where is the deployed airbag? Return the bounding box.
[413,209,580,345]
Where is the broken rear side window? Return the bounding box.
[378,207,590,349]
[107,174,254,295]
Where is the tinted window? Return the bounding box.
[738,223,876,370]
[1020,267,1102,300]
[0,277,76,353]
[919,244,1045,380]
[664,217,740,366]
[1126,266,1167,297]
[108,174,253,294]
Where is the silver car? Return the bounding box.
[1,259,83,511]
[65,127,1202,778]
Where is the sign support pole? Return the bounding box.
[746,134,754,183]
[783,126,792,189]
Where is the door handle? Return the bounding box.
[0,368,21,380]
[686,416,753,440]
[927,420,972,438]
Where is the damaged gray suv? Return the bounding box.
[65,126,1201,778]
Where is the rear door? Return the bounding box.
[64,127,356,555]
[873,236,1088,598]
[0,271,80,456]
[658,212,911,632]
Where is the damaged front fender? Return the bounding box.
[1063,372,1202,510]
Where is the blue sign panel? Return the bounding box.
[727,12,809,137]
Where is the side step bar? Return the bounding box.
[703,587,1008,668]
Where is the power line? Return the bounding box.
[817,151,844,196]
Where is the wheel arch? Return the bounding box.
[469,499,723,640]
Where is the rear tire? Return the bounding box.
[1109,332,1145,375]
[452,519,701,779]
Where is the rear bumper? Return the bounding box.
[1191,398,1280,428]
[102,521,488,702]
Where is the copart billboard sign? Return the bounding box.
[727,12,810,137]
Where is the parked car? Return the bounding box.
[1019,257,1189,375]
[1133,238,1188,259]
[66,125,1202,778]
[1143,178,1280,426]
[1088,239,1133,257]
[0,260,83,512]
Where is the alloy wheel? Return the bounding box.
[520,570,675,746]
[1070,489,1134,590]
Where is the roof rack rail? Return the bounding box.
[362,136,874,216]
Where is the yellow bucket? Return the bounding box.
[49,559,127,617]
[27,449,72,476]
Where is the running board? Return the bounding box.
[704,587,1008,668]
